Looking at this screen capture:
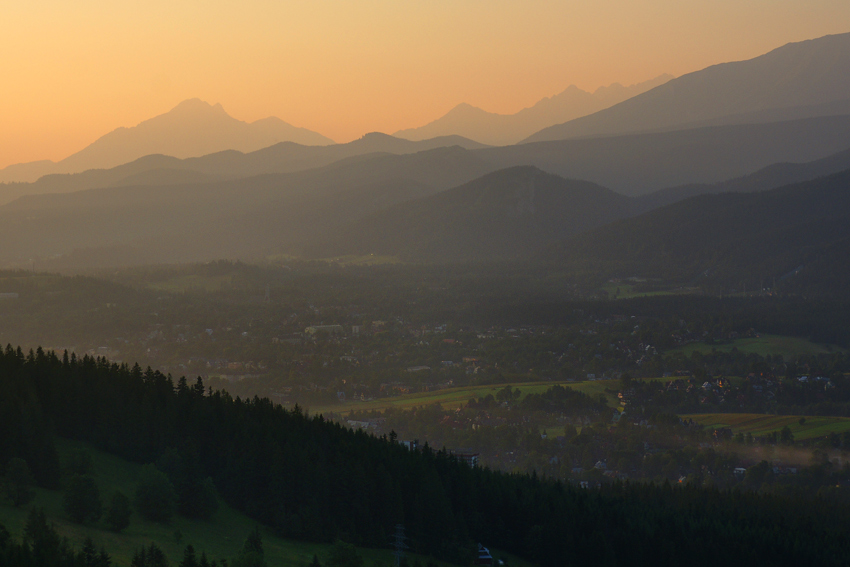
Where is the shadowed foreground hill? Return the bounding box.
[308,166,633,261]
[551,169,850,293]
[4,348,850,566]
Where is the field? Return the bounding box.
[307,378,653,416]
[600,282,700,300]
[669,334,844,358]
[0,438,531,567]
[316,254,402,266]
[147,274,238,293]
[686,413,850,440]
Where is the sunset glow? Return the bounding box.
[2,0,849,168]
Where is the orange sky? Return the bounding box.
[2,1,849,169]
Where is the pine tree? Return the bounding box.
[180,545,199,567]
[3,457,35,507]
[135,465,177,522]
[63,475,103,524]
[106,491,132,532]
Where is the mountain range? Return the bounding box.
[526,32,850,143]
[0,99,336,183]
[0,132,490,206]
[0,31,848,285]
[5,136,850,273]
[0,145,498,268]
[393,75,673,146]
[0,75,671,183]
[5,113,849,209]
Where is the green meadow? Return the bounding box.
[686,413,850,440]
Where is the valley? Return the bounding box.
[3,25,850,567]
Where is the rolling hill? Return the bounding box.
[551,168,850,293]
[525,32,850,143]
[634,145,850,211]
[0,132,491,206]
[0,146,495,268]
[307,166,633,261]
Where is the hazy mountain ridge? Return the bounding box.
[0,146,495,268]
[551,168,850,291]
[0,119,850,266]
[525,32,850,143]
[0,133,490,205]
[306,166,634,261]
[0,99,336,183]
[311,147,850,264]
[7,113,849,208]
[479,115,850,196]
[394,75,673,145]
[635,146,850,210]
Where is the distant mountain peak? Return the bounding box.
[169,98,226,114]
[359,132,396,141]
[0,97,335,182]
[393,75,673,146]
[524,33,850,143]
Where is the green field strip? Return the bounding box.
[685,413,850,440]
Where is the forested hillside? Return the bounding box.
[3,347,850,566]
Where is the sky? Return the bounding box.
[2,1,849,169]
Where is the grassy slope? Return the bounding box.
[1,438,530,567]
[668,334,844,358]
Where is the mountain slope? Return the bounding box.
[0,99,335,182]
[307,166,633,261]
[525,32,850,143]
[0,133,491,205]
[552,169,850,293]
[634,145,850,211]
[477,115,850,196]
[60,99,336,172]
[6,112,849,205]
[394,75,672,145]
[0,146,495,268]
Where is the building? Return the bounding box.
[475,544,493,566]
[451,451,479,467]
